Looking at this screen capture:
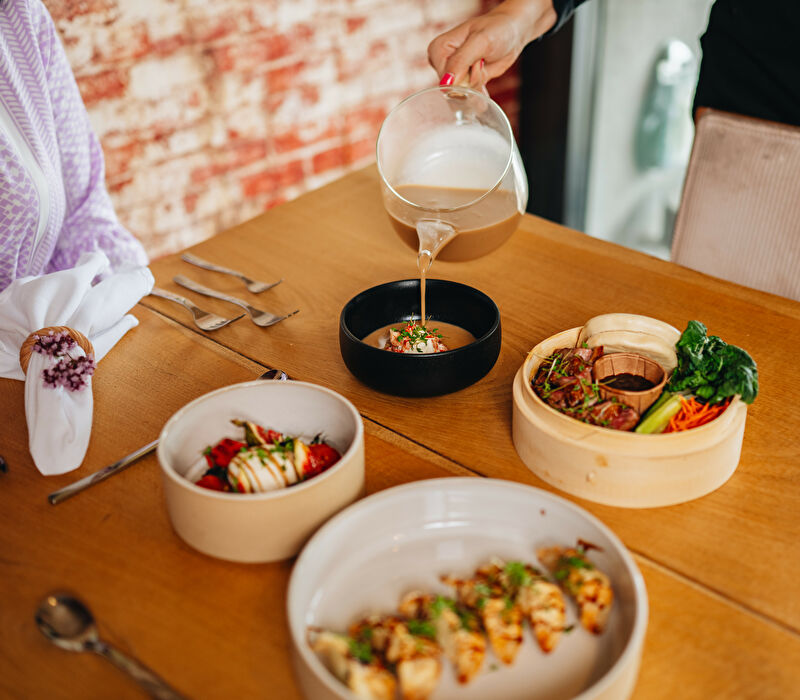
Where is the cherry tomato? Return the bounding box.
[208,438,245,468]
[308,444,341,474]
[256,427,283,444]
[196,474,227,491]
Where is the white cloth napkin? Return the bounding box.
[0,252,154,475]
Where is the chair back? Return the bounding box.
[671,109,800,300]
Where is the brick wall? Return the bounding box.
[46,0,520,259]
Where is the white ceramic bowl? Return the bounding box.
[288,478,648,700]
[157,380,365,563]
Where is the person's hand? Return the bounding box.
[428,0,558,89]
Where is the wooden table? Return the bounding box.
[2,166,799,699]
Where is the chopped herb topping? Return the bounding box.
[431,595,455,617]
[504,561,532,588]
[563,555,593,570]
[348,638,373,664]
[474,582,492,598]
[407,620,436,639]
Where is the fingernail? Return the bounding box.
[439,73,454,87]
[479,58,485,68]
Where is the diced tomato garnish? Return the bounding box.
[308,443,341,474]
[256,426,283,444]
[208,438,245,468]
[196,474,227,491]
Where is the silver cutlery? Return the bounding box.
[173,275,299,328]
[36,593,186,700]
[48,440,159,505]
[149,287,243,331]
[47,369,289,505]
[181,253,282,294]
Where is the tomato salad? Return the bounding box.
[196,419,341,494]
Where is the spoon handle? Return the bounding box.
[48,440,159,505]
[93,640,187,700]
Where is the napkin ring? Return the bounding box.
[19,326,94,375]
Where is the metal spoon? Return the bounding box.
[35,593,186,700]
[47,368,289,504]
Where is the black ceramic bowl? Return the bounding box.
[339,279,501,397]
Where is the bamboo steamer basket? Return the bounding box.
[512,326,748,508]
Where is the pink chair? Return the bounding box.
[671,109,800,301]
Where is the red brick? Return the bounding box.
[263,195,288,211]
[347,138,375,163]
[76,68,129,106]
[312,145,347,174]
[191,141,268,183]
[91,22,151,63]
[188,13,241,44]
[273,122,340,154]
[108,176,133,194]
[209,26,315,72]
[104,141,143,178]
[240,160,305,198]
[344,105,387,133]
[206,45,234,72]
[346,17,367,33]
[184,193,199,214]
[150,34,189,57]
[46,0,116,22]
[267,61,307,94]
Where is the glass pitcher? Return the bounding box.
[376,86,528,268]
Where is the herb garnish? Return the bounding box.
[504,561,532,588]
[407,620,436,639]
[348,638,373,664]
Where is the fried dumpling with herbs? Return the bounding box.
[441,568,524,665]
[399,592,486,684]
[309,630,396,700]
[478,559,568,654]
[350,615,442,700]
[537,546,613,634]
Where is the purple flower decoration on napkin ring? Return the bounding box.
[32,330,96,392]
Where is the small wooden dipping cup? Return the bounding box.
[592,352,667,414]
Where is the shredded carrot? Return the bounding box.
[664,396,730,433]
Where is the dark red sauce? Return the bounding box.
[604,373,655,392]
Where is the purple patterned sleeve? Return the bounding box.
[32,2,147,273]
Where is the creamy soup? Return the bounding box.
[386,185,521,321]
[363,321,476,353]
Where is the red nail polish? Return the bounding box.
[479,58,485,69]
[439,73,454,87]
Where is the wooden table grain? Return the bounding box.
[3,166,800,698]
[145,166,800,637]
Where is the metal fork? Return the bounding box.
[149,288,244,331]
[181,253,282,294]
[173,276,299,328]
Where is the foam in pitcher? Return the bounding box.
[392,124,511,190]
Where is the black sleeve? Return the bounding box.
[548,0,592,34]
[693,0,800,126]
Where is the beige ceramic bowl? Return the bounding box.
[513,325,747,508]
[157,380,365,563]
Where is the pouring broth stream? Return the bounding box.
[387,185,521,323]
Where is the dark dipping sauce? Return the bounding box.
[604,373,656,392]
